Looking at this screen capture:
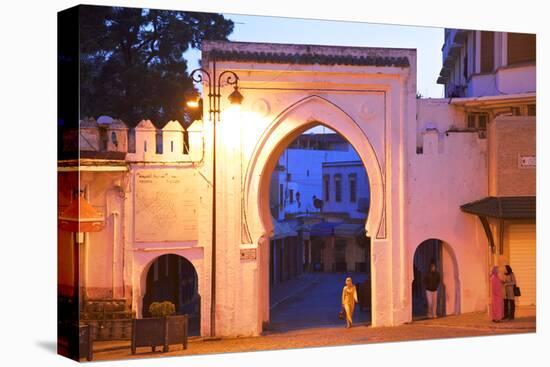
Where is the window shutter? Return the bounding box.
[508,33,536,65]
[480,31,494,73]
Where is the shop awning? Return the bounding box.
[310,221,340,237]
[58,195,105,232]
[460,196,535,254]
[272,220,298,239]
[460,196,536,220]
[334,223,365,238]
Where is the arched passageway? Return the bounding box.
[412,239,460,319]
[266,124,372,331]
[242,95,385,332]
[142,254,201,335]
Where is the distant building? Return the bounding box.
[268,134,373,282]
[269,133,360,220]
[322,160,370,218]
[435,29,536,308]
[437,29,535,98]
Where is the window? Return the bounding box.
[349,174,357,203]
[286,173,292,182]
[463,53,468,80]
[478,114,487,130]
[472,32,477,73]
[527,104,536,116]
[99,127,108,151]
[467,114,476,129]
[466,113,488,130]
[508,33,535,65]
[334,174,342,202]
[323,175,330,202]
[279,184,284,209]
[111,131,118,148]
[480,31,495,73]
[171,140,174,152]
[289,189,294,203]
[306,169,310,177]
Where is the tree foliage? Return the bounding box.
[79,5,234,127]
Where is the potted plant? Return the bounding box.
[131,301,188,354]
[149,301,176,318]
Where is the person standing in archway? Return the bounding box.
[342,277,358,328]
[424,260,441,319]
[490,266,504,322]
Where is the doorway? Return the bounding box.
[412,239,460,319]
[142,254,201,335]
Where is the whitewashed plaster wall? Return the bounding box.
[126,164,211,336]
[79,170,128,299]
[197,41,417,335]
[411,99,489,317]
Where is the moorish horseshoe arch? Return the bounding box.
[410,237,462,317]
[134,250,203,320]
[243,95,385,246]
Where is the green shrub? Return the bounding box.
[148,301,176,318]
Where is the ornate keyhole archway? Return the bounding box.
[242,95,385,330]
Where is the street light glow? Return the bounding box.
[185,89,201,109]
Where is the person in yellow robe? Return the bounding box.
[342,277,359,328]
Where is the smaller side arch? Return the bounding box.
[132,248,204,335]
[140,253,201,335]
[411,238,461,319]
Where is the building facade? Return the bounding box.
[270,133,361,219]
[437,29,536,307]
[59,35,536,338]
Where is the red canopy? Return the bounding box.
[58,196,105,232]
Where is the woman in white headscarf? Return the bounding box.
[342,277,358,328]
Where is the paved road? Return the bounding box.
[91,308,535,361]
[269,272,370,332]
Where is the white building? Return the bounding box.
[435,29,536,307]
[322,160,370,219]
[437,29,535,98]
[270,132,361,219]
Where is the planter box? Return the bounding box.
[166,315,189,350]
[88,319,133,341]
[78,324,93,361]
[131,315,188,354]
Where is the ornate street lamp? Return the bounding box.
[186,64,243,337]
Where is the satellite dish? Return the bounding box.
[97,115,114,125]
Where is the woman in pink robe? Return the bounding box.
[490,266,504,322]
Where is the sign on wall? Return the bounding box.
[519,155,536,168]
[240,248,257,260]
[134,170,198,242]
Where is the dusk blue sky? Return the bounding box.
[184,13,444,98]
